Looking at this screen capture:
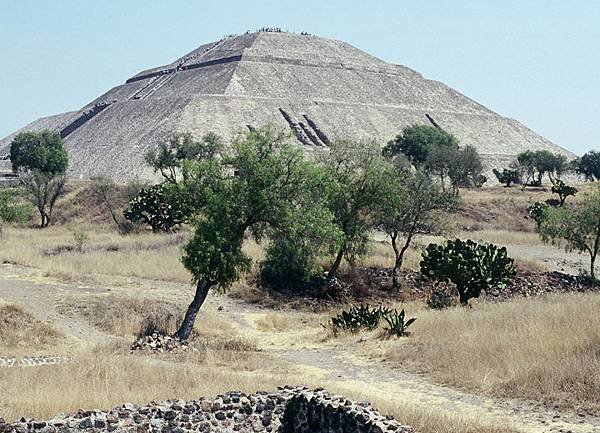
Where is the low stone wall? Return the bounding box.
[0,387,413,433]
[282,389,413,433]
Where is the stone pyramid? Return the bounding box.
[0,30,573,180]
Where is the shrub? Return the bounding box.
[427,287,456,309]
[527,202,550,230]
[551,179,577,206]
[0,187,34,225]
[493,168,521,187]
[383,308,416,337]
[124,183,191,232]
[258,236,321,293]
[72,231,89,253]
[420,239,516,305]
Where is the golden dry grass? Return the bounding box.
[381,294,600,413]
[0,304,63,351]
[0,342,292,422]
[0,226,191,283]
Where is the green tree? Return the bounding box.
[448,145,486,193]
[420,239,516,305]
[174,128,339,341]
[517,150,568,187]
[574,150,600,181]
[493,168,521,187]
[10,131,68,175]
[551,179,578,206]
[145,132,223,184]
[321,139,390,279]
[384,125,459,165]
[540,188,600,280]
[527,202,550,231]
[10,131,68,227]
[375,164,452,290]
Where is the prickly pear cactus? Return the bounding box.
[420,239,516,305]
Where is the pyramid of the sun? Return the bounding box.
[0,31,573,180]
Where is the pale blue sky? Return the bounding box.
[1,0,598,154]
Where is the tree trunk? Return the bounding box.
[174,279,213,342]
[328,246,345,280]
[392,255,403,290]
[390,232,401,290]
[591,253,597,281]
[458,287,469,306]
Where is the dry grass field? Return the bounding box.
[379,294,600,414]
[1,181,599,433]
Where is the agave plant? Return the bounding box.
[383,308,417,337]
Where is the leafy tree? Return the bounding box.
[124,183,192,233]
[448,145,486,193]
[10,131,68,175]
[551,179,578,206]
[10,131,68,228]
[174,128,340,341]
[375,164,452,290]
[321,139,390,279]
[517,150,568,187]
[527,202,550,231]
[384,125,458,165]
[145,132,223,184]
[493,168,521,187]
[20,172,66,228]
[575,150,600,181]
[540,188,600,280]
[420,239,516,305]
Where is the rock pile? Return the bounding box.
[0,387,413,433]
[130,332,199,354]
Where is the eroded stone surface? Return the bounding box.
[0,30,573,181]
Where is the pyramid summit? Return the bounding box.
[0,30,573,180]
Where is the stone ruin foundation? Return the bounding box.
[0,387,413,433]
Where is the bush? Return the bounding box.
[72,231,89,253]
[493,168,521,187]
[124,183,191,232]
[551,179,577,206]
[383,308,417,336]
[427,287,456,309]
[0,187,34,225]
[420,239,516,305]
[258,236,321,293]
[527,202,550,230]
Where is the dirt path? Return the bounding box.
[229,309,600,433]
[1,263,599,432]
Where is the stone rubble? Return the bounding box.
[0,387,413,433]
[129,332,200,354]
[0,356,67,368]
